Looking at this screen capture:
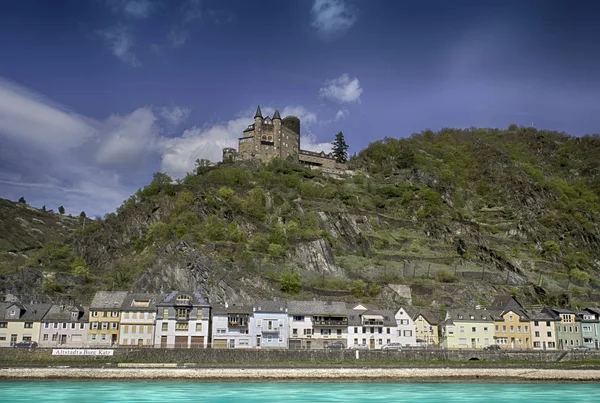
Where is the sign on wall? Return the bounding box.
[52,349,114,356]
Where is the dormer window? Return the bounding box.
[176,294,191,304]
[458,315,463,319]
[470,315,474,320]
[71,312,78,320]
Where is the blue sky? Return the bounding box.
[1,0,600,216]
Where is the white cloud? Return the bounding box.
[319,74,363,103]
[105,0,158,19]
[299,134,333,154]
[181,0,203,24]
[160,118,246,178]
[159,105,191,126]
[0,78,96,151]
[334,109,348,120]
[97,25,140,67]
[167,28,190,48]
[95,107,159,166]
[311,0,358,36]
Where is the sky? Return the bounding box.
[1,0,600,217]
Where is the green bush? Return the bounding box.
[436,269,458,283]
[280,271,302,294]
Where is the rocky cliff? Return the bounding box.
[1,126,599,309]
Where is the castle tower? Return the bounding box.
[273,108,282,157]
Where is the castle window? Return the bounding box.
[268,136,273,141]
[262,135,267,140]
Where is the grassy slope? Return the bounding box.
[5,126,600,308]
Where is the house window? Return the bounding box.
[525,326,529,332]
[517,326,521,333]
[354,327,358,333]
[459,326,465,333]
[293,316,304,321]
[534,341,541,348]
[176,308,189,320]
[483,327,488,333]
[53,323,58,329]
[387,328,390,334]
[175,323,189,331]
[216,328,226,334]
[111,311,118,318]
[24,322,33,328]
[92,312,98,317]
[471,327,476,332]
[44,323,49,329]
[91,322,99,330]
[459,338,467,345]
[534,321,539,327]
[52,334,57,341]
[547,331,552,337]
[176,294,191,305]
[101,322,108,330]
[546,321,551,327]
[162,323,168,331]
[404,330,412,337]
[111,322,119,330]
[62,323,67,329]
[196,323,202,332]
[495,325,499,332]
[0,322,7,328]
[535,331,540,337]
[162,309,169,319]
[303,329,312,335]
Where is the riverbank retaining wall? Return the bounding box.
[1,348,599,364]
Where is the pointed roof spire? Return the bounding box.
[273,107,281,120]
[254,105,263,119]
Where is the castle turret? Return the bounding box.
[273,108,281,121]
[254,105,263,128]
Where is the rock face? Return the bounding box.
[2,128,600,309]
[289,239,342,276]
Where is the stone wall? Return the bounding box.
[1,348,598,364]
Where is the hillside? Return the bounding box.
[2,126,599,309]
[0,198,81,300]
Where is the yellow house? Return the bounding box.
[441,310,494,349]
[0,303,52,347]
[412,309,444,345]
[492,310,531,349]
[88,291,128,347]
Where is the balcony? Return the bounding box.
[228,321,248,328]
[362,320,384,326]
[313,319,348,327]
[261,326,281,333]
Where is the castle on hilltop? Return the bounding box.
[222,105,347,171]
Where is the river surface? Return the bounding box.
[1,381,600,402]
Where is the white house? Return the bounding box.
[119,293,161,347]
[154,291,211,348]
[211,303,252,349]
[347,304,398,350]
[287,300,348,349]
[395,307,417,346]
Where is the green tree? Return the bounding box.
[58,206,65,215]
[71,256,90,280]
[79,211,86,218]
[280,271,302,294]
[18,197,26,204]
[331,131,349,163]
[41,205,46,211]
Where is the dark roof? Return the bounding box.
[348,309,396,326]
[157,291,210,307]
[90,291,129,309]
[211,303,253,315]
[490,296,524,312]
[412,309,445,325]
[254,105,263,119]
[273,108,281,120]
[252,300,288,313]
[0,303,52,321]
[287,300,347,315]
[120,293,163,311]
[42,304,88,323]
[527,309,555,321]
[445,309,494,323]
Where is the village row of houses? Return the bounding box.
[1,292,599,351]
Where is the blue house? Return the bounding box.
[250,300,288,349]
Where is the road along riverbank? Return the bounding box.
[2,367,600,381]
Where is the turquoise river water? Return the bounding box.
[1,381,600,403]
